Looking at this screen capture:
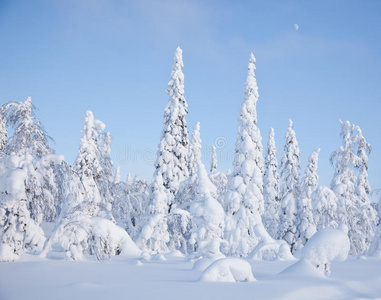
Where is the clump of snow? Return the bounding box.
[300,224,350,276]
[199,258,256,282]
[248,224,294,261]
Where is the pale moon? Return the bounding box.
[294,24,299,30]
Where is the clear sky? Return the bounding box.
[0,0,380,192]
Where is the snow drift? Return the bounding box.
[300,224,350,275]
[199,258,256,282]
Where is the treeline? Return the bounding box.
[0,47,380,262]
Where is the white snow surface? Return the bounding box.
[1,254,381,300]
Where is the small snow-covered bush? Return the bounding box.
[301,225,350,276]
[248,224,294,261]
[199,258,256,282]
[42,216,141,261]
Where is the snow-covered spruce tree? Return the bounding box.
[32,154,66,223]
[96,131,114,207]
[72,110,107,216]
[190,161,224,255]
[42,113,140,261]
[295,148,319,251]
[353,125,377,253]
[138,47,190,253]
[277,119,301,253]
[137,172,171,253]
[330,121,357,224]
[0,157,46,261]
[156,46,189,197]
[188,122,201,177]
[330,121,377,254]
[1,97,64,225]
[224,53,265,257]
[210,145,217,174]
[6,97,52,158]
[262,128,280,239]
[169,122,204,253]
[355,125,371,203]
[174,122,202,212]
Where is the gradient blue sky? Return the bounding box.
[0,0,380,192]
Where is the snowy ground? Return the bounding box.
[1,253,381,300]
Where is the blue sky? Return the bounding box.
[0,0,380,192]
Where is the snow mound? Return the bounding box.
[280,258,326,278]
[42,216,141,260]
[199,258,256,282]
[300,225,350,275]
[248,224,294,261]
[152,253,166,261]
[169,250,185,257]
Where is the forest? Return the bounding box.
[0,47,380,280]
